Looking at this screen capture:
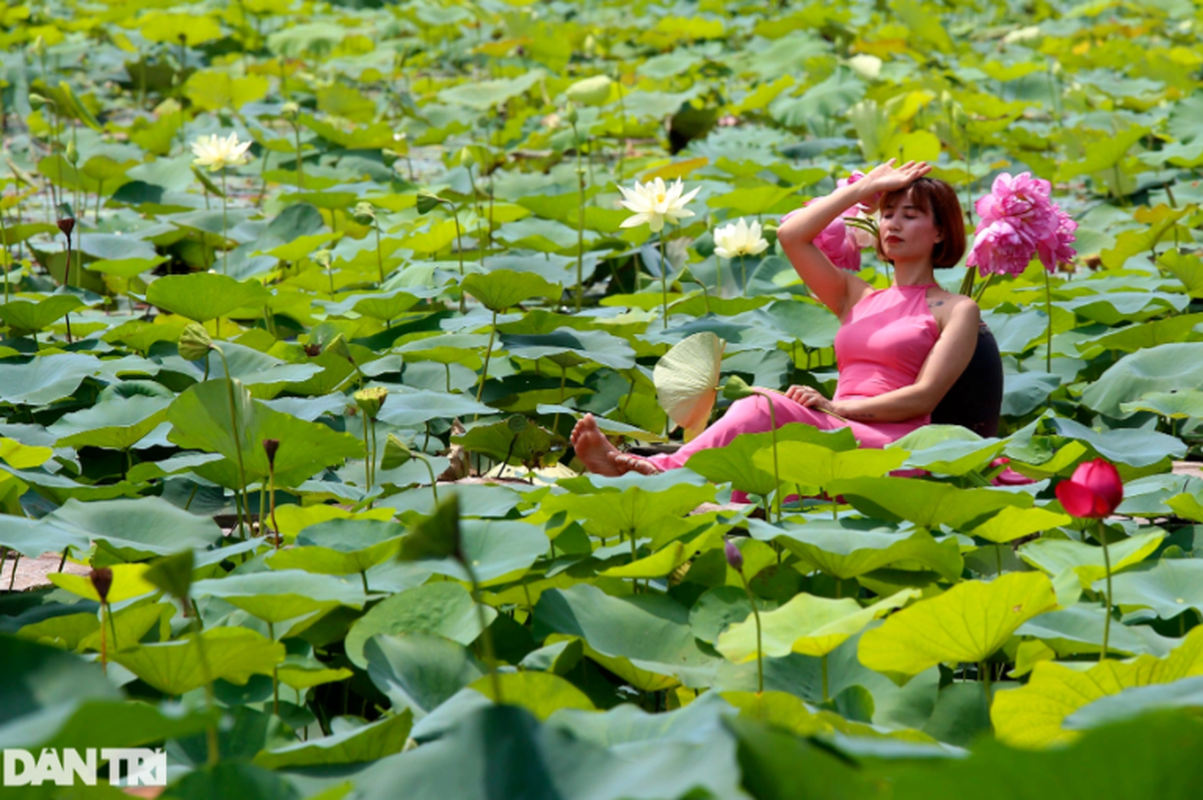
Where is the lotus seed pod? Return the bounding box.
[178,323,214,361]
[416,190,442,215]
[312,249,332,269]
[56,217,75,238]
[65,140,79,166]
[281,101,300,121]
[722,375,757,402]
[507,414,528,434]
[89,567,113,603]
[323,333,352,361]
[354,386,388,419]
[381,433,413,471]
[353,201,376,226]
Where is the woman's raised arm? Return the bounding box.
[776,160,931,319]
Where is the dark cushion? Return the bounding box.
[931,323,1003,438]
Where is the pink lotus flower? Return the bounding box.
[967,172,1076,277]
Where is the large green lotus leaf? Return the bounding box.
[347,703,744,800]
[685,423,857,497]
[344,582,496,669]
[113,627,284,695]
[1002,371,1063,417]
[253,709,413,769]
[858,572,1058,684]
[438,70,543,110]
[991,626,1203,748]
[1046,416,1185,468]
[468,671,595,720]
[689,586,779,644]
[266,519,407,577]
[0,353,102,406]
[0,463,141,504]
[48,394,171,450]
[1017,604,1174,659]
[18,603,172,655]
[0,635,121,729]
[968,505,1071,544]
[1074,313,1203,359]
[0,515,89,558]
[191,570,366,624]
[1095,559,1203,619]
[423,519,549,586]
[1058,291,1187,326]
[759,442,909,489]
[718,588,921,662]
[40,496,223,557]
[1062,675,1203,732]
[540,480,714,540]
[1018,531,1164,589]
[721,715,879,799]
[502,328,637,371]
[1120,390,1203,420]
[751,519,963,581]
[166,379,363,488]
[451,418,562,467]
[395,334,489,369]
[601,521,721,579]
[1081,343,1203,419]
[197,342,323,388]
[533,584,721,689]
[0,294,84,332]
[885,707,1203,799]
[461,269,561,312]
[146,273,270,322]
[891,426,1007,476]
[763,299,840,349]
[365,632,485,719]
[825,477,1031,529]
[375,390,496,427]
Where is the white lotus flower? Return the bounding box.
[617,177,699,233]
[713,217,770,259]
[191,132,252,172]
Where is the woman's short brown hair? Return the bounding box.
[874,177,967,269]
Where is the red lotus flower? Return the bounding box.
[1055,458,1123,518]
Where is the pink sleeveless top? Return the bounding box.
[832,283,940,441]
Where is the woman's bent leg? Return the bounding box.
[647,394,843,471]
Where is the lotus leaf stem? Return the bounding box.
[1099,519,1113,662]
[215,347,250,540]
[476,309,497,404]
[821,655,829,703]
[220,170,228,274]
[737,570,764,695]
[462,559,503,704]
[1043,268,1054,373]
[571,119,586,312]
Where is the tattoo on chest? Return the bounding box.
[927,300,945,308]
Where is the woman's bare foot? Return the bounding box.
[570,414,663,477]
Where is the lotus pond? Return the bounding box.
[4,0,1203,796]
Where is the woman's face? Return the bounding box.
[879,190,943,263]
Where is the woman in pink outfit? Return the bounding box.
[572,160,981,477]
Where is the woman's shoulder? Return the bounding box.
[925,288,979,331]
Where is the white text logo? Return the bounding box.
[2,748,167,787]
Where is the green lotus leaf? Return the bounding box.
[1094,559,1203,619]
[166,379,364,488]
[825,477,1032,529]
[968,505,1071,544]
[858,572,1058,684]
[462,269,561,312]
[503,328,637,371]
[1018,531,1165,589]
[0,353,102,406]
[751,519,963,581]
[689,586,779,644]
[253,709,413,769]
[1017,603,1174,659]
[540,477,714,541]
[991,626,1203,748]
[1062,675,1203,732]
[683,423,856,497]
[533,584,721,690]
[451,417,562,467]
[267,518,407,578]
[1081,343,1203,419]
[40,496,223,558]
[113,627,284,695]
[719,588,921,662]
[468,671,595,720]
[345,582,496,669]
[760,441,909,488]
[191,570,367,626]
[365,632,485,719]
[146,273,271,322]
[1120,390,1203,420]
[0,294,84,332]
[48,394,171,450]
[1046,416,1185,468]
